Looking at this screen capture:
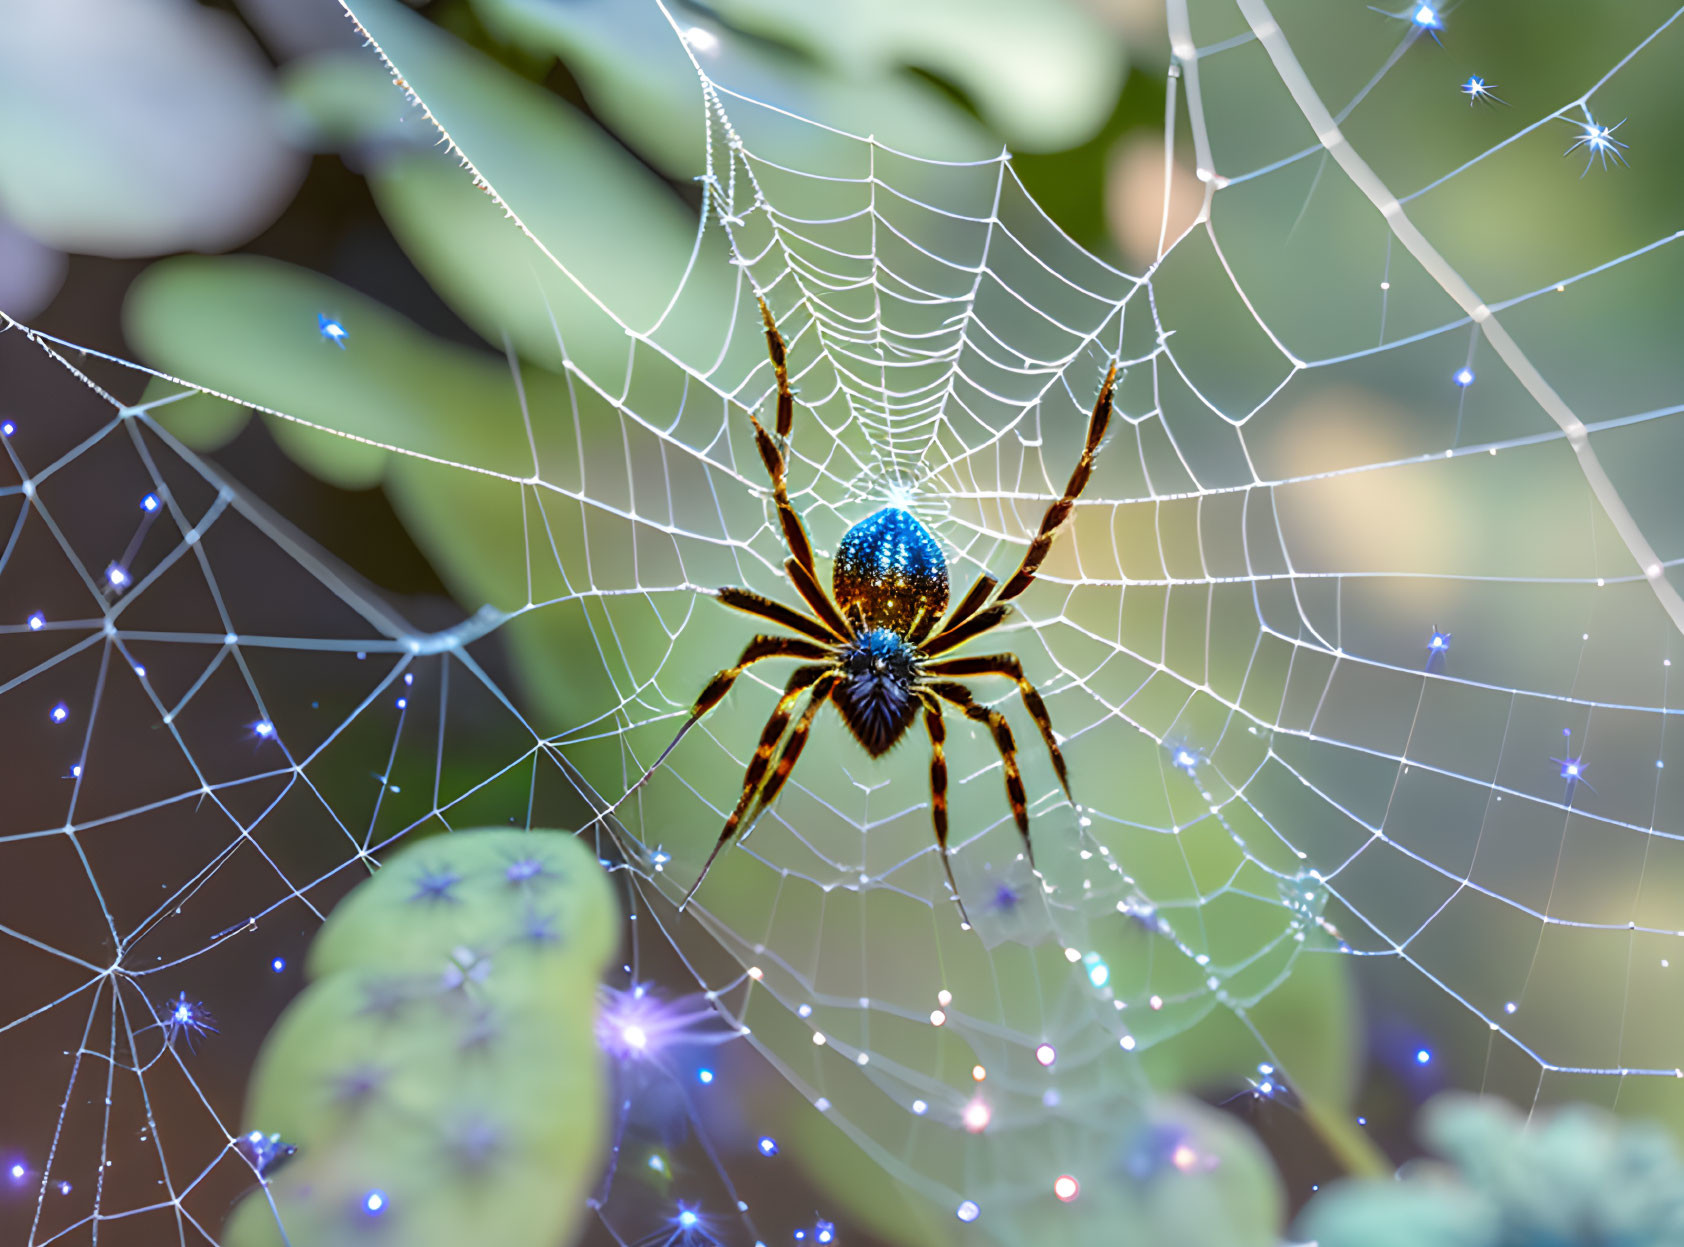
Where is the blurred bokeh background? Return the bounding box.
[4,0,1684,1244]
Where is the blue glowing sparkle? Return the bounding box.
[1415,1048,1432,1065]
[362,1189,387,1215]
[1460,76,1504,106]
[237,1130,296,1178]
[317,313,348,348]
[1082,952,1110,989]
[758,1136,779,1156]
[1370,1,1443,42]
[1426,628,1452,670]
[1566,115,1629,175]
[1551,732,1596,796]
[159,992,218,1049]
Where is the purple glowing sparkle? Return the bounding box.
[158,992,218,1049]
[595,984,736,1062]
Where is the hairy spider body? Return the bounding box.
[836,623,925,756]
[830,505,947,754]
[647,297,1116,924]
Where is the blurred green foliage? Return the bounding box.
[121,1,1363,1238]
[12,0,1684,1240]
[1298,1094,1684,1247]
[223,828,617,1247]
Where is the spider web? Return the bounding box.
[6,0,1684,1242]
[0,329,781,1246]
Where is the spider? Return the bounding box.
[656,299,1116,923]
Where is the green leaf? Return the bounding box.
[468,0,997,175]
[342,0,727,374]
[703,0,1126,152]
[774,1090,1283,1247]
[1297,1178,1497,1247]
[124,253,532,482]
[223,828,616,1247]
[1299,1094,1684,1247]
[279,46,423,152]
[123,251,667,731]
[137,376,251,453]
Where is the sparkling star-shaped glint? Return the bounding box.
[1565,114,1629,175]
[1460,76,1505,106]
[158,992,218,1050]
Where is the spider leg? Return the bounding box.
[746,410,817,580]
[918,694,971,926]
[912,571,995,646]
[628,636,831,799]
[747,298,817,578]
[680,664,834,911]
[758,296,795,440]
[995,362,1117,605]
[743,671,840,821]
[925,679,1034,868]
[921,603,1011,658]
[784,556,854,641]
[923,654,1070,800]
[716,587,841,645]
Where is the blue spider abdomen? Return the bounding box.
[835,628,923,756]
[832,507,949,637]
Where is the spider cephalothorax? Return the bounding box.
[643,297,1115,924]
[836,624,924,756]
